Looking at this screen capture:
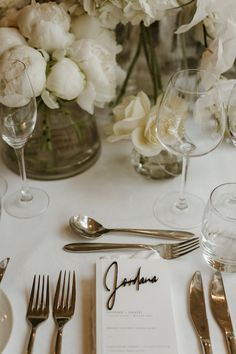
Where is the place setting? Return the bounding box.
[1,1,236,353]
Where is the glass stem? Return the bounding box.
[176,156,189,210]
[15,148,33,202]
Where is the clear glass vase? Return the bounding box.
[2,100,101,180]
[130,149,182,179]
[115,2,202,102]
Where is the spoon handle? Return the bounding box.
[110,228,194,240]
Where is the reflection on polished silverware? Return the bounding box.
[210,271,236,354]
[26,275,49,354]
[0,258,10,283]
[53,271,76,354]
[63,237,199,259]
[69,215,195,240]
[189,271,212,354]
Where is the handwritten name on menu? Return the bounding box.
[104,261,159,310]
[96,258,179,354]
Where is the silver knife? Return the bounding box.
[0,257,10,283]
[189,271,212,354]
[210,271,236,354]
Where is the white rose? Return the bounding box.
[46,58,85,101]
[0,45,46,107]
[71,14,121,55]
[0,27,27,57]
[108,91,151,141]
[69,39,119,114]
[131,105,163,157]
[108,91,163,156]
[17,2,74,52]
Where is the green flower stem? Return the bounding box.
[115,33,142,105]
[202,24,208,48]
[115,21,163,105]
[140,24,159,99]
[145,24,163,96]
[43,106,53,152]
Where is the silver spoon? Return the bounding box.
[69,215,195,240]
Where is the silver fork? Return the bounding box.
[26,275,49,354]
[53,271,76,354]
[63,237,200,259]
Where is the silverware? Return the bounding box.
[210,271,236,354]
[69,215,195,240]
[63,237,199,259]
[26,275,50,354]
[53,271,76,354]
[189,271,212,354]
[0,257,10,283]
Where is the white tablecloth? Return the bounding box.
[1,122,236,354]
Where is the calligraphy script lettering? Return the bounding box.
[104,261,159,310]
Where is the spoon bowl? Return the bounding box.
[69,215,195,240]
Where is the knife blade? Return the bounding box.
[210,271,236,354]
[0,257,10,283]
[189,271,212,354]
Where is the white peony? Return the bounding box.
[69,39,119,114]
[0,45,47,107]
[81,0,181,27]
[45,58,85,101]
[0,27,27,57]
[17,2,74,53]
[71,14,121,55]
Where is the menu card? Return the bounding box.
[96,257,178,354]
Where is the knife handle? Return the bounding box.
[200,339,212,354]
[225,332,236,354]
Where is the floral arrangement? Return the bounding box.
[0,0,124,113]
[108,0,236,157]
[81,0,187,28]
[176,0,236,83]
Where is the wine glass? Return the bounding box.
[227,82,236,147]
[0,59,49,218]
[153,69,225,229]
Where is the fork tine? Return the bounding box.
[40,275,45,309]
[173,244,200,258]
[45,275,50,312]
[172,238,199,258]
[53,271,62,312]
[60,271,66,309]
[70,271,76,313]
[174,238,199,252]
[177,237,199,247]
[35,275,41,309]
[65,271,71,309]
[27,275,36,313]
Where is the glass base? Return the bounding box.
[4,187,49,218]
[201,241,236,273]
[153,191,205,229]
[130,149,182,180]
[202,249,236,273]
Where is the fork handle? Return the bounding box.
[54,328,63,354]
[26,327,36,354]
[64,242,151,252]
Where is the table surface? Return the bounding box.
[1,120,236,354]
